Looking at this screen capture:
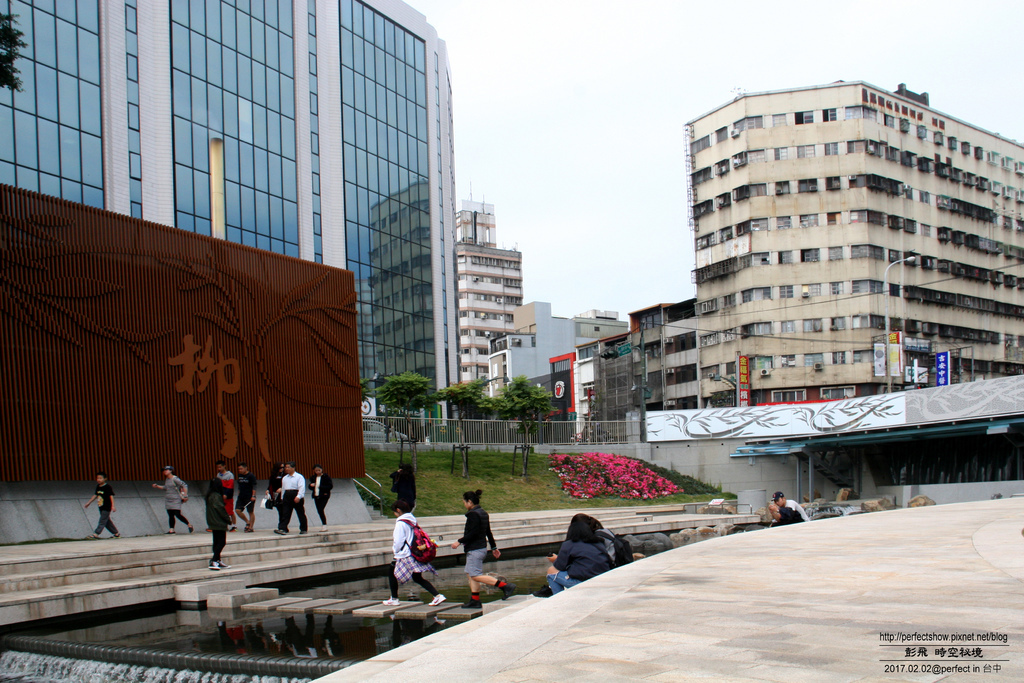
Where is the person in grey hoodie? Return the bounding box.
[152,465,193,534]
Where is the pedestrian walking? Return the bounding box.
[275,462,308,535]
[449,490,515,608]
[215,460,237,531]
[205,478,231,570]
[84,471,120,539]
[383,499,445,607]
[310,464,333,532]
[389,463,416,509]
[152,465,193,534]
[267,462,285,531]
[235,462,258,532]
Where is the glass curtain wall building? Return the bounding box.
[0,0,458,388]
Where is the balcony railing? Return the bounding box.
[362,417,641,446]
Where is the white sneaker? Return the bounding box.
[216,560,231,569]
[382,598,400,606]
[429,594,447,606]
[320,526,328,533]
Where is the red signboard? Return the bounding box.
[738,355,750,407]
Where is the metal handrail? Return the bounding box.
[355,475,385,518]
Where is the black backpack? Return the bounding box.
[598,529,633,568]
[776,506,803,525]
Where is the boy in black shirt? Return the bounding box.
[84,471,120,539]
[235,462,258,532]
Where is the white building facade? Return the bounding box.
[487,302,626,395]
[688,82,1024,405]
[454,200,523,382]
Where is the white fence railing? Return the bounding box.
[362,417,641,446]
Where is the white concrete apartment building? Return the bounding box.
[454,200,523,381]
[688,81,1024,405]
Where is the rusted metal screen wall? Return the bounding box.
[1,185,365,482]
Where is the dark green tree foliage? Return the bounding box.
[0,14,27,92]
[374,372,437,471]
[495,375,553,477]
[436,379,495,477]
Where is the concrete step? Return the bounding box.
[0,541,355,593]
[0,509,743,593]
[0,507,758,628]
[0,528,391,576]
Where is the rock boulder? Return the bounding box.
[907,495,936,507]
[861,498,897,513]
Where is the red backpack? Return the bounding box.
[401,519,438,563]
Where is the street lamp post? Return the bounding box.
[883,255,916,393]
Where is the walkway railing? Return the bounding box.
[362,417,641,446]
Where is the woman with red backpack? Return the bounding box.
[383,499,446,606]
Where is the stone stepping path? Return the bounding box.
[207,588,279,609]
[313,600,378,615]
[351,601,420,618]
[276,598,348,613]
[391,603,452,619]
[240,597,310,612]
[435,605,483,621]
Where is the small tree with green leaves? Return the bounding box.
[436,379,495,477]
[374,371,437,472]
[495,375,553,477]
[1,14,27,92]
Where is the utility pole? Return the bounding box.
[884,255,916,392]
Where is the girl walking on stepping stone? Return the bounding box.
[449,490,515,608]
[384,499,445,607]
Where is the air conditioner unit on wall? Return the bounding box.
[813,362,824,371]
[731,129,741,138]
[760,368,771,377]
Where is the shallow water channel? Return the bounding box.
[0,552,557,683]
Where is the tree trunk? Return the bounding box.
[407,416,417,472]
[459,417,469,478]
[521,423,530,478]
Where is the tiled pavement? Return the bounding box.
[320,498,1024,682]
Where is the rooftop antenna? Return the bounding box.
[469,182,473,202]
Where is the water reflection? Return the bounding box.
[13,554,555,669]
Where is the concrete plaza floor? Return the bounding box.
[322,498,1024,682]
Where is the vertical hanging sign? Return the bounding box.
[935,351,949,386]
[888,332,903,377]
[738,355,750,406]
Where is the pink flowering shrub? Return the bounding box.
[549,452,680,500]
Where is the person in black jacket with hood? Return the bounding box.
[448,490,516,608]
[543,514,611,595]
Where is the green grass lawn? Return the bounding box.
[356,447,725,518]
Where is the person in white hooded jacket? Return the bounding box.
[383,499,446,606]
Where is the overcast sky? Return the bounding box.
[412,0,1024,320]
